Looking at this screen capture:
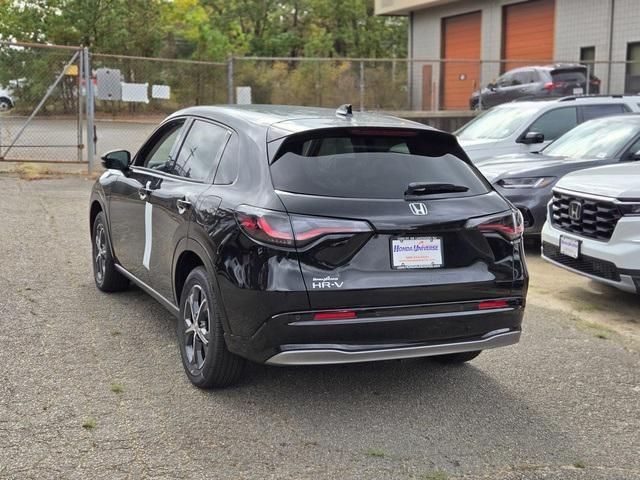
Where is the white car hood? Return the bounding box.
[457,138,497,150]
[556,163,640,199]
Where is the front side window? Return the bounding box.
[543,118,639,159]
[137,121,184,170]
[527,107,577,141]
[171,120,230,181]
[270,129,490,199]
[497,72,516,87]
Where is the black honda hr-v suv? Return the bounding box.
[90,104,528,388]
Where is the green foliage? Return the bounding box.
[1,0,407,60]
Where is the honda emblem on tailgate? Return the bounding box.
[409,203,428,216]
[569,200,582,221]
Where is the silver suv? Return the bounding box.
[456,96,640,163]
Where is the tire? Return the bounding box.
[177,267,245,388]
[431,350,481,364]
[92,211,129,292]
[0,98,12,112]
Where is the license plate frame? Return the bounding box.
[560,235,580,259]
[573,87,584,95]
[390,236,444,270]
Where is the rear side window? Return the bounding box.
[270,129,490,199]
[172,120,229,181]
[528,107,578,141]
[581,104,628,122]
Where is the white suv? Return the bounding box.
[541,162,640,293]
[456,95,640,163]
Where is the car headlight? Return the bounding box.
[619,203,640,216]
[497,177,556,189]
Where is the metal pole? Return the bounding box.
[359,61,365,112]
[77,48,84,162]
[478,60,483,111]
[2,50,80,159]
[606,0,615,94]
[586,62,591,95]
[84,47,95,173]
[227,56,234,104]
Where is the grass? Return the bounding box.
[583,321,614,340]
[364,449,386,458]
[422,470,448,480]
[13,164,61,181]
[82,417,97,430]
[109,382,124,394]
[573,461,586,469]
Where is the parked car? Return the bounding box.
[541,162,640,294]
[456,95,640,162]
[476,114,640,236]
[0,86,14,111]
[90,104,528,388]
[469,64,600,110]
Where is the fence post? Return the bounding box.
[77,48,84,162]
[359,61,365,112]
[227,55,234,105]
[84,47,95,173]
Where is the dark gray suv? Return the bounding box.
[470,64,600,109]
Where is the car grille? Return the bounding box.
[542,242,620,281]
[550,191,622,241]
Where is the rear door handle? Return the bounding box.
[177,198,192,215]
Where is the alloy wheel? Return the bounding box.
[94,224,107,284]
[183,285,210,373]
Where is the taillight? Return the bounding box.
[544,82,565,91]
[236,205,372,249]
[468,210,524,241]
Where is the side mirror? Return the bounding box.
[627,150,640,161]
[520,132,545,145]
[101,150,130,171]
[487,82,497,91]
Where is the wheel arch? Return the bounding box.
[172,238,233,334]
[89,200,103,234]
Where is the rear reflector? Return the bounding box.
[478,300,509,310]
[313,311,357,320]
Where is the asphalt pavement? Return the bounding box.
[0,176,638,479]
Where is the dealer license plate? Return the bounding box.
[560,236,580,259]
[391,237,443,269]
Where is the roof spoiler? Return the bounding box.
[336,104,353,118]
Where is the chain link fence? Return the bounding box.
[0,41,84,163]
[2,40,640,170]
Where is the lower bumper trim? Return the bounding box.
[265,330,521,366]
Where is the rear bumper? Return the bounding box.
[266,329,520,365]
[226,298,525,364]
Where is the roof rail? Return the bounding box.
[558,94,626,102]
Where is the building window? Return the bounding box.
[626,42,640,94]
[580,46,595,71]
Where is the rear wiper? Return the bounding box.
[404,182,469,196]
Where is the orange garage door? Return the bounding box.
[441,11,481,110]
[503,0,556,72]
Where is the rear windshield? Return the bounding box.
[551,70,587,83]
[270,129,490,199]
